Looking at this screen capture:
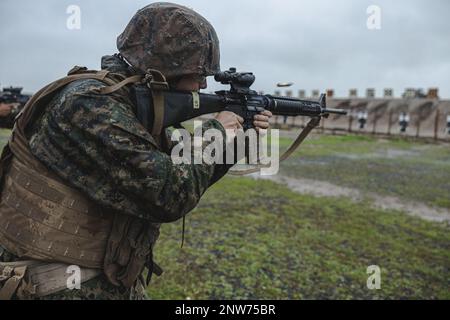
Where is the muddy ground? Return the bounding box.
[248,131,450,223]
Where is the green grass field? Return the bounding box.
[146,130,449,299]
[148,177,449,299]
[0,129,10,147]
[0,128,448,299]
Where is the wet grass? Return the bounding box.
[0,128,448,299]
[0,129,11,147]
[277,133,450,209]
[148,177,450,299]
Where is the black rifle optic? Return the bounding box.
[135,67,348,131]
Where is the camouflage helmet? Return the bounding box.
[117,2,220,79]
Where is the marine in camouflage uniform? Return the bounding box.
[0,3,239,300]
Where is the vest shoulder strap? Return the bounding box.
[90,68,169,137]
[16,68,114,134]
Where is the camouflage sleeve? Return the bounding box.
[29,80,233,223]
[163,126,233,186]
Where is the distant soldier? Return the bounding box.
[0,101,15,118]
[0,87,30,128]
[0,100,18,129]
[446,114,450,134]
[0,2,271,300]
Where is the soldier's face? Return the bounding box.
[0,103,14,117]
[173,74,207,92]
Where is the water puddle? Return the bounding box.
[251,174,450,223]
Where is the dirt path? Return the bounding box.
[251,174,450,223]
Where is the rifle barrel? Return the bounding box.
[323,108,348,115]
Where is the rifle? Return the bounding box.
[134,67,347,131]
[131,67,348,174]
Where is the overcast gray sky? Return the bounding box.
[0,0,449,98]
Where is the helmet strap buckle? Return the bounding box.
[143,69,169,91]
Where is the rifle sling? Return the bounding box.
[151,91,165,137]
[228,117,321,176]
